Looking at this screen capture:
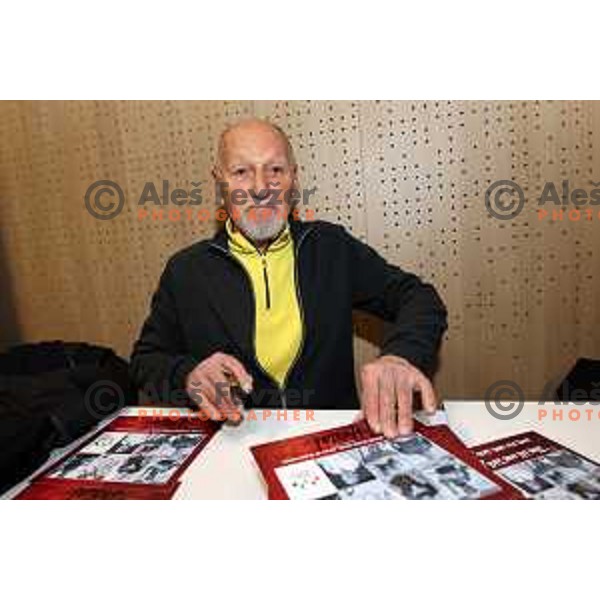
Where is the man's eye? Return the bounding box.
[233,169,247,177]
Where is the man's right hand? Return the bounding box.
[185,352,253,422]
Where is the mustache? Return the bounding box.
[249,188,274,202]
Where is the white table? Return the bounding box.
[4,401,599,499]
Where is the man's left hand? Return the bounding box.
[359,355,437,438]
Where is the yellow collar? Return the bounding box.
[225,218,292,255]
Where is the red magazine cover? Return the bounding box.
[251,419,523,500]
[472,431,600,499]
[15,414,219,500]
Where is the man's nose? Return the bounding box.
[251,170,269,201]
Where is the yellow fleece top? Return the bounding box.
[226,219,303,388]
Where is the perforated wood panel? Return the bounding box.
[1,100,599,398]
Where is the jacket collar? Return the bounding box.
[210,216,314,253]
[225,218,292,255]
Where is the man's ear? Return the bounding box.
[213,165,228,206]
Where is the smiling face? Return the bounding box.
[214,119,298,244]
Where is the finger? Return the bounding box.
[204,369,241,421]
[186,377,204,406]
[379,368,396,439]
[414,375,437,414]
[211,371,243,422]
[217,354,253,392]
[395,376,413,436]
[187,377,222,421]
[360,364,381,434]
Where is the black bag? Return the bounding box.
[0,341,135,494]
[554,358,600,403]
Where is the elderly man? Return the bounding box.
[130,118,447,438]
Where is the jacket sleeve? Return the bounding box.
[129,258,199,398]
[343,228,448,379]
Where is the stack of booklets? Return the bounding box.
[251,419,600,500]
[16,415,219,500]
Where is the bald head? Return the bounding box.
[216,118,296,171]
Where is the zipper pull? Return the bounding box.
[261,257,271,310]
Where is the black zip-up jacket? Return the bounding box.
[129,219,448,410]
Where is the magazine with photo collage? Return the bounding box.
[251,419,523,500]
[16,415,219,500]
[472,431,600,500]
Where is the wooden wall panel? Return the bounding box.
[0,100,599,398]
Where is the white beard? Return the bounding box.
[235,207,286,243]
